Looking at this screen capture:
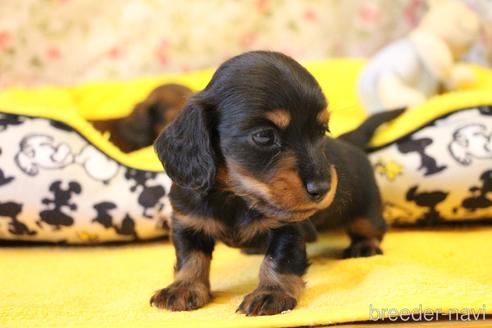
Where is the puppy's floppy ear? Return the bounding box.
[154,97,216,192]
[118,103,154,149]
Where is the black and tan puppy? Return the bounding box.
[151,51,386,316]
[91,83,192,152]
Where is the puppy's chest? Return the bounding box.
[217,213,277,248]
[171,188,280,247]
[183,204,276,248]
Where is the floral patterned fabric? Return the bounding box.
[0,0,431,87]
[0,1,490,86]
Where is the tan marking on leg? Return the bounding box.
[367,238,381,249]
[349,217,382,240]
[265,109,291,129]
[344,237,382,258]
[236,256,304,315]
[174,210,226,238]
[259,256,305,298]
[345,217,384,258]
[150,251,211,311]
[175,251,211,286]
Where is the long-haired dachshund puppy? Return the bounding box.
[151,51,387,316]
[91,83,192,152]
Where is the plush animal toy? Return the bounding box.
[358,0,481,113]
[466,1,492,67]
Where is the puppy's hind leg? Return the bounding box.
[344,211,386,258]
[343,157,386,258]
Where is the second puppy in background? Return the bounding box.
[91,83,192,152]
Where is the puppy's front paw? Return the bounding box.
[150,281,211,311]
[236,288,297,316]
[343,239,383,258]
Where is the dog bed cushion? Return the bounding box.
[0,60,491,243]
[369,91,492,225]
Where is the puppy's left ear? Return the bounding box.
[154,97,216,192]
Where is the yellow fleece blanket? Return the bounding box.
[1,228,491,327]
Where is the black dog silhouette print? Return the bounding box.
[397,136,447,176]
[38,180,82,230]
[0,147,15,187]
[0,168,14,187]
[0,113,24,132]
[462,170,492,211]
[406,185,448,225]
[93,202,117,228]
[0,202,36,236]
[124,168,165,218]
[92,201,138,239]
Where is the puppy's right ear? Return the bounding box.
[154,97,216,192]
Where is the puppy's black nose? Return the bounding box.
[306,180,330,201]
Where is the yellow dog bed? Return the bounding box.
[1,59,492,243]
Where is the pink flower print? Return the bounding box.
[304,9,318,22]
[239,31,257,48]
[46,46,61,60]
[255,0,270,14]
[108,46,123,60]
[358,3,379,25]
[0,32,11,52]
[154,39,170,66]
[404,0,423,26]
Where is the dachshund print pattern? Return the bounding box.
[0,113,172,243]
[370,106,492,225]
[1,107,492,242]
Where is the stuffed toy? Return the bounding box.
[465,0,492,67]
[358,0,481,113]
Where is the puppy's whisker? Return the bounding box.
[261,150,281,175]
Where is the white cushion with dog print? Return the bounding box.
[0,114,172,243]
[370,106,492,225]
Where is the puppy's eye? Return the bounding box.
[251,129,277,147]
